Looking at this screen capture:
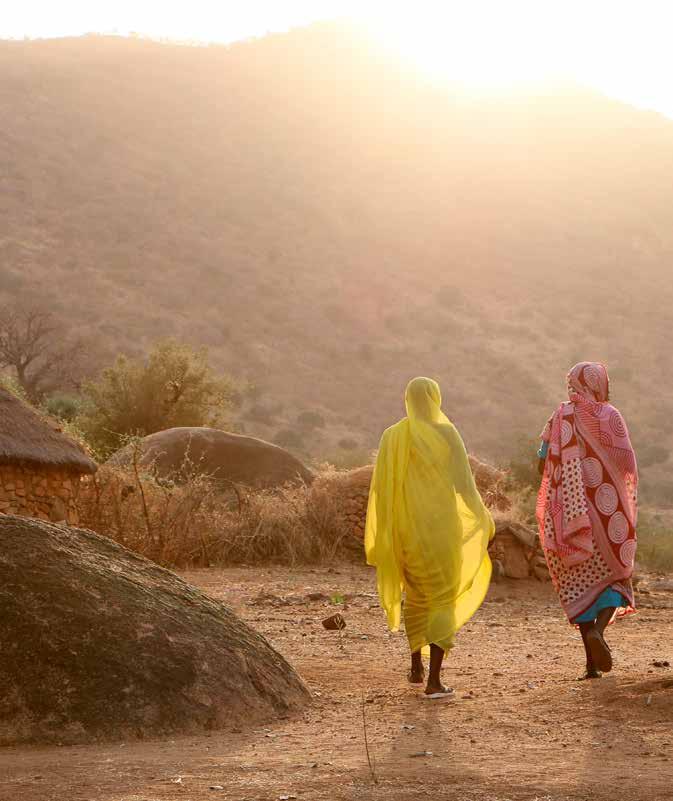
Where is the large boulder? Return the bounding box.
[0,515,310,745]
[106,427,314,488]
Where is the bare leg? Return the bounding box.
[596,606,617,638]
[581,619,613,674]
[579,622,602,680]
[425,644,451,695]
[408,650,425,684]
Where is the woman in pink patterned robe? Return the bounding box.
[536,362,638,679]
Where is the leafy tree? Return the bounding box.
[78,340,237,457]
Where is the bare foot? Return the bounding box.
[408,668,425,684]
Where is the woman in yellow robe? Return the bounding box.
[365,377,494,697]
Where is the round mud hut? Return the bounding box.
[0,387,97,525]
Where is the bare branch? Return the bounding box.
[0,305,84,402]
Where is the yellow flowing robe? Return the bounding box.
[364,377,494,653]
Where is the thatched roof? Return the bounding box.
[0,388,97,474]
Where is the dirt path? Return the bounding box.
[1,566,672,801]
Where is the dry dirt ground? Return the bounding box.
[1,565,672,801]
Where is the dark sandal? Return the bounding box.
[578,668,603,680]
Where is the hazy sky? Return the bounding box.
[4,0,673,118]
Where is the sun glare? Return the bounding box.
[363,2,569,89]
[361,0,673,110]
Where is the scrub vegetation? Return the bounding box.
[2,26,673,507]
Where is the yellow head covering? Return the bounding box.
[365,377,494,653]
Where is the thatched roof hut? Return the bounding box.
[0,388,96,473]
[0,387,96,525]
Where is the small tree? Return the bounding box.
[0,306,83,402]
[78,340,237,457]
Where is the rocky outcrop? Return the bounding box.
[0,515,310,746]
[106,427,313,488]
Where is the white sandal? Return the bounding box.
[423,687,454,700]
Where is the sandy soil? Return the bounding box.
[1,565,672,801]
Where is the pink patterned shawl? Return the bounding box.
[536,362,638,621]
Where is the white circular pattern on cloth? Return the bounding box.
[608,511,629,544]
[599,430,613,448]
[609,411,627,438]
[582,457,603,488]
[620,539,637,568]
[589,401,603,417]
[595,483,619,516]
[561,420,573,447]
[583,364,602,392]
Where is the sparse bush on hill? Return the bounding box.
[337,437,358,450]
[505,436,540,491]
[638,444,670,469]
[636,513,673,573]
[274,428,305,451]
[319,447,373,471]
[297,410,326,429]
[77,339,238,459]
[245,403,277,425]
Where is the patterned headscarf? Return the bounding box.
[567,362,609,403]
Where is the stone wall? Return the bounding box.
[0,465,82,526]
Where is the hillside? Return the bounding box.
[1,24,672,501]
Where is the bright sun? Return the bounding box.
[360,0,673,111]
[364,2,566,89]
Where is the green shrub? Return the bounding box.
[78,339,237,458]
[0,374,28,401]
[44,392,82,422]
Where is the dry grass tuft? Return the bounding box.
[79,462,349,569]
